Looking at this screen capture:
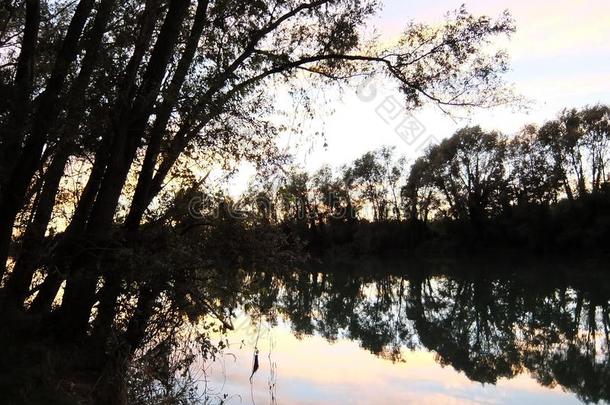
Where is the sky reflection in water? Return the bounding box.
[195,269,610,405]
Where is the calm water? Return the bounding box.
[194,262,610,404]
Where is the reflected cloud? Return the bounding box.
[197,262,610,404]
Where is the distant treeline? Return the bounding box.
[233,105,610,256]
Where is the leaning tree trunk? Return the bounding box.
[0,0,40,189]
[27,0,164,316]
[3,0,117,308]
[2,150,70,309]
[57,0,190,338]
[91,0,211,345]
[0,0,94,276]
[126,0,210,232]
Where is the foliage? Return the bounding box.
[0,0,520,402]
[237,105,610,257]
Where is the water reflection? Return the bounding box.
[202,261,610,404]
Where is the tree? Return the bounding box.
[538,109,585,199]
[402,155,438,223]
[311,164,350,223]
[0,1,517,400]
[426,126,508,224]
[378,146,405,221]
[579,105,610,192]
[278,167,313,226]
[507,125,561,205]
[351,150,386,220]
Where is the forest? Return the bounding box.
[234,105,610,257]
[0,0,607,404]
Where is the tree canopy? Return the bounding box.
[0,1,524,402]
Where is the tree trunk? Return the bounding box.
[94,0,211,346]
[0,0,40,188]
[0,0,94,275]
[58,0,190,336]
[2,150,70,308]
[30,0,162,321]
[87,0,189,236]
[126,0,210,231]
[124,282,160,353]
[28,271,64,314]
[3,0,118,308]
[90,268,124,346]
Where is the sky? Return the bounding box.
[198,314,583,405]
[226,0,610,194]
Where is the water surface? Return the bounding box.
[195,261,610,404]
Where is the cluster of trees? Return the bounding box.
[240,105,610,254]
[405,105,610,224]
[242,145,406,225]
[0,0,516,403]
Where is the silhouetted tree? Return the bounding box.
[426,126,508,224]
[0,2,519,401]
[508,125,561,205]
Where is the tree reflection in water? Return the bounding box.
[238,261,610,404]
